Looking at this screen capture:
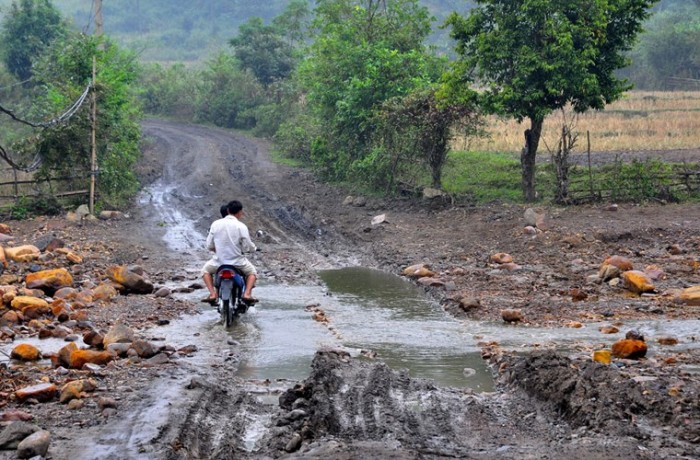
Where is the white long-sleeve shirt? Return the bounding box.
[205,215,256,266]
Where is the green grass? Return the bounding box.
[442,150,523,203]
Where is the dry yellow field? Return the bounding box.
[460,91,700,154]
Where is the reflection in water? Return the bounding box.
[319,267,495,391]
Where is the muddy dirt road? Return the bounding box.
[3,119,699,459]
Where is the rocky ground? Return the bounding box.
[0,119,699,458]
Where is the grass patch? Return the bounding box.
[442,150,522,203]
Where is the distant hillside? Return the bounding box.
[0,0,475,62]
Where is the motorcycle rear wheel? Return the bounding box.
[222,298,233,328]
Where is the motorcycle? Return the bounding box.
[214,265,250,327]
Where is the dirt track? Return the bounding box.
[2,119,699,459]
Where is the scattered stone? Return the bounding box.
[599,325,620,334]
[0,411,34,423]
[285,433,302,453]
[25,268,74,293]
[501,309,523,323]
[144,353,169,366]
[106,266,154,294]
[10,296,49,312]
[67,399,84,410]
[4,245,41,262]
[417,277,445,287]
[97,397,118,411]
[154,287,171,298]
[15,383,58,403]
[68,350,115,369]
[621,270,655,294]
[570,288,588,302]
[602,255,633,272]
[0,421,40,450]
[131,339,158,359]
[10,343,42,361]
[678,285,700,306]
[103,323,135,347]
[592,350,612,365]
[490,253,513,264]
[458,296,481,311]
[657,337,679,346]
[643,264,666,281]
[611,339,647,359]
[401,263,434,278]
[92,283,119,301]
[370,214,386,226]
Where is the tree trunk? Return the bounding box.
[521,117,543,202]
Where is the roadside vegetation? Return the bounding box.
[1,0,699,215]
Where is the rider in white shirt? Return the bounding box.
[201,200,257,304]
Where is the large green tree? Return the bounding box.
[0,0,66,81]
[298,0,440,181]
[29,32,142,206]
[445,0,656,201]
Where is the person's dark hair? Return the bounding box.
[220,204,228,218]
[227,200,243,215]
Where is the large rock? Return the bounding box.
[67,349,114,369]
[103,323,135,347]
[678,285,700,306]
[106,266,154,294]
[15,383,58,403]
[10,296,49,311]
[621,270,655,294]
[0,421,40,450]
[25,268,73,293]
[401,263,434,278]
[601,255,633,271]
[611,339,647,359]
[10,344,41,361]
[60,379,97,403]
[4,245,40,262]
[16,430,50,459]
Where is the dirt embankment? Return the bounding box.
[1,119,699,459]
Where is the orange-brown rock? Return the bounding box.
[657,337,679,346]
[599,325,620,334]
[21,303,51,320]
[0,223,11,234]
[621,270,655,294]
[602,255,633,271]
[2,285,18,304]
[593,350,612,365]
[57,342,78,368]
[4,245,41,262]
[11,296,49,311]
[15,383,58,402]
[678,285,700,306]
[611,339,648,359]
[644,264,666,281]
[59,379,97,404]
[25,268,73,293]
[54,287,78,300]
[501,309,523,323]
[106,266,154,294]
[570,288,588,302]
[92,283,118,301]
[68,349,115,369]
[401,264,435,278]
[1,310,21,323]
[10,343,42,361]
[68,310,89,322]
[490,253,513,264]
[75,290,94,304]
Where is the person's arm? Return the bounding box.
[239,224,257,253]
[206,226,216,252]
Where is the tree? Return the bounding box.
[30,32,143,206]
[0,0,67,81]
[444,0,657,201]
[297,0,440,181]
[230,17,296,86]
[376,88,482,191]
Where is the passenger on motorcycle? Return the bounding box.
[201,200,258,304]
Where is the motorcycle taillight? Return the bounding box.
[220,270,235,279]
